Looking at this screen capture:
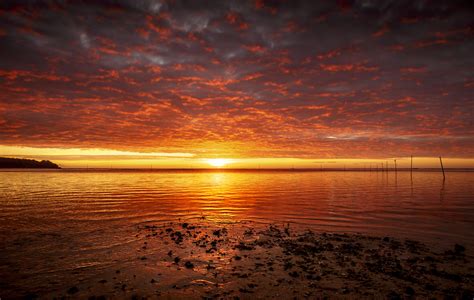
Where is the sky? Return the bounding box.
[0,0,473,168]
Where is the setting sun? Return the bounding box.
[206,158,232,168]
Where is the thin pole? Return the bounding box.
[410,155,413,173]
[394,159,397,172]
[439,156,445,180]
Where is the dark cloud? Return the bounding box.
[0,0,473,158]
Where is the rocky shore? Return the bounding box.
[30,221,473,299]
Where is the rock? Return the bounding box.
[213,228,227,237]
[405,286,415,295]
[185,261,194,269]
[454,244,465,254]
[182,223,189,228]
[387,291,401,300]
[174,257,181,264]
[235,242,254,250]
[288,271,299,278]
[239,288,253,293]
[98,279,107,284]
[67,286,79,294]
[150,278,156,283]
[424,283,436,291]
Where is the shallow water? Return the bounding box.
[0,170,473,296]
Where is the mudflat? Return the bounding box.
[33,221,473,299]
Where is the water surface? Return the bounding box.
[0,170,473,295]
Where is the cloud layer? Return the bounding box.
[0,0,473,158]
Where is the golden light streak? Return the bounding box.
[205,158,233,168]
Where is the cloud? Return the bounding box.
[0,0,473,158]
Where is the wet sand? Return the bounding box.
[15,220,470,299]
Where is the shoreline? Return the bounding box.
[13,221,473,299]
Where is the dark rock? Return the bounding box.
[182,223,188,228]
[235,242,254,251]
[387,291,401,300]
[425,283,436,291]
[206,247,217,253]
[405,286,415,295]
[67,286,79,294]
[461,290,473,300]
[174,257,181,263]
[454,244,466,254]
[288,271,299,278]
[284,261,294,270]
[185,261,194,269]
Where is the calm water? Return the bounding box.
[0,170,473,295]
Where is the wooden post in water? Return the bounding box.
[439,156,446,181]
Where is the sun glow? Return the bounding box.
[206,158,232,168]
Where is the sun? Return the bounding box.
[206,158,232,168]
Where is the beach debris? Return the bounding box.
[47,221,473,299]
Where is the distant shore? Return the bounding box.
[0,157,60,169]
[17,221,472,299]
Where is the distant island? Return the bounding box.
[0,157,61,169]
